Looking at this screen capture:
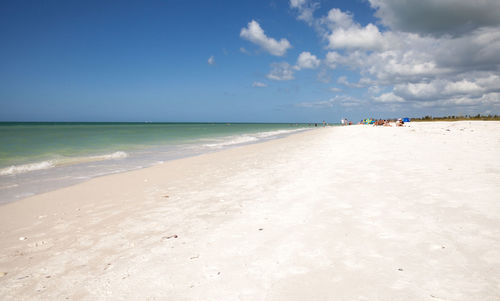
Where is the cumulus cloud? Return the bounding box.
[297,95,363,108]
[324,8,354,29]
[325,27,499,89]
[317,8,386,50]
[295,51,320,70]
[373,73,500,108]
[289,0,319,25]
[324,51,342,69]
[252,81,267,87]
[327,24,384,50]
[292,1,500,113]
[207,56,215,65]
[240,20,292,56]
[374,92,405,103]
[267,62,295,81]
[368,0,500,37]
[392,76,496,101]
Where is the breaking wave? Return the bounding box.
[203,128,307,149]
[0,151,128,176]
[0,161,56,176]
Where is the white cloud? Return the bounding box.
[324,8,354,29]
[444,80,483,95]
[368,86,382,95]
[327,23,384,50]
[391,77,494,102]
[295,51,320,70]
[289,0,306,7]
[267,62,295,81]
[321,8,385,50]
[240,20,292,56]
[252,81,267,87]
[324,51,342,69]
[336,76,370,88]
[293,2,500,113]
[297,95,363,108]
[408,91,500,109]
[374,92,405,103]
[330,87,342,92]
[289,0,319,24]
[207,56,215,65]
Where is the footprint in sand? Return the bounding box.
[27,239,54,252]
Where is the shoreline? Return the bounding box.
[1,121,499,300]
[0,125,314,205]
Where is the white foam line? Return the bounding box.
[0,151,129,176]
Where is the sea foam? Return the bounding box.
[203,136,259,149]
[0,151,128,176]
[0,161,56,176]
[203,128,307,149]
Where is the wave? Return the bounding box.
[203,128,308,149]
[0,151,128,176]
[88,151,128,161]
[254,128,306,138]
[203,136,259,149]
[0,161,56,176]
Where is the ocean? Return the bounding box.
[0,122,315,203]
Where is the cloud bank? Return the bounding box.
[290,0,500,112]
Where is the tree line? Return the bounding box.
[411,114,500,121]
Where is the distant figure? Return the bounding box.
[315,123,317,127]
[323,120,326,127]
[341,119,345,126]
[396,118,404,127]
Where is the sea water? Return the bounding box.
[0,122,314,203]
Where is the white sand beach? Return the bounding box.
[1,121,499,300]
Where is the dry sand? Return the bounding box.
[1,121,499,300]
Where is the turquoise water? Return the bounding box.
[0,122,314,202]
[0,122,309,170]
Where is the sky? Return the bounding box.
[1,0,499,123]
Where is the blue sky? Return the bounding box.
[1,0,499,122]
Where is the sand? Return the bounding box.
[0,121,499,300]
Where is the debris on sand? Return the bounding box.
[162,234,178,240]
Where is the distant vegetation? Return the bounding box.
[411,114,500,122]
